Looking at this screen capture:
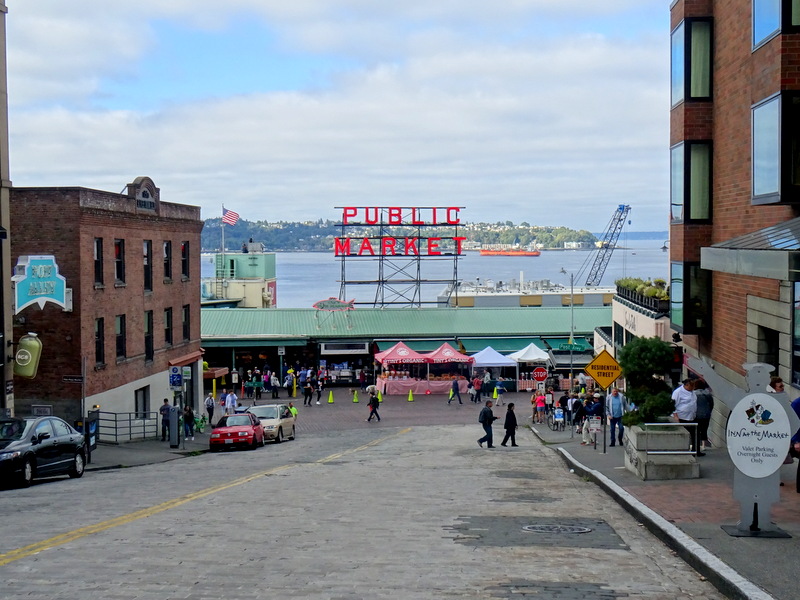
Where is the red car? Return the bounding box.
[209,413,265,451]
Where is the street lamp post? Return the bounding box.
[569,272,574,391]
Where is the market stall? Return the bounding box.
[469,346,518,393]
[508,343,551,392]
[375,342,434,395]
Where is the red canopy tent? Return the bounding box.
[374,341,431,364]
[425,342,474,363]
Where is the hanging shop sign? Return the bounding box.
[12,255,68,313]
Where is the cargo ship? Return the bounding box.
[479,248,541,256]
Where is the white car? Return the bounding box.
[246,404,296,443]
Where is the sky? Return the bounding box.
[5,1,669,231]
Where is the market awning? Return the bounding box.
[701,216,800,280]
[168,350,204,367]
[459,338,546,353]
[200,338,308,348]
[203,366,230,379]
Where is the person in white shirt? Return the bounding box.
[225,390,238,415]
[672,379,703,456]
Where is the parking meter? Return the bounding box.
[169,405,180,448]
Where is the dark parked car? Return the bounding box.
[0,416,86,487]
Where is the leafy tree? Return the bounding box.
[618,336,676,426]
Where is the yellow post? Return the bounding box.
[377,390,383,403]
[408,390,414,402]
[328,390,334,403]
[353,390,359,403]
[492,386,498,399]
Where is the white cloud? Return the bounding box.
[6,1,669,229]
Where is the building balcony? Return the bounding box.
[615,286,670,315]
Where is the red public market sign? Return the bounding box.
[334,206,466,257]
[532,367,549,382]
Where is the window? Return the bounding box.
[164,307,173,346]
[95,318,105,365]
[670,262,711,335]
[181,241,190,279]
[670,141,712,222]
[791,282,800,385]
[134,386,150,420]
[114,239,125,283]
[163,241,172,280]
[51,418,71,437]
[143,240,153,291]
[753,0,800,48]
[115,314,126,359]
[144,310,154,361]
[752,92,800,204]
[94,238,104,285]
[182,304,190,341]
[671,19,712,107]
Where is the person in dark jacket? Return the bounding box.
[366,391,381,422]
[477,400,497,448]
[501,403,519,447]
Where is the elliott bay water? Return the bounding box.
[204,238,668,308]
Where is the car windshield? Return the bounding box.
[0,419,30,440]
[219,415,250,427]
[249,406,279,419]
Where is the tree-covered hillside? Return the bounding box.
[201,218,598,252]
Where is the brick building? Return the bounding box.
[10,177,203,422]
[670,1,800,441]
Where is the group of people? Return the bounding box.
[477,400,519,448]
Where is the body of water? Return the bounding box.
[203,238,669,308]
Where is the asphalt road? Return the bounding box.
[0,417,725,600]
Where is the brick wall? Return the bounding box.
[10,183,202,421]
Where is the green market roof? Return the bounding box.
[201,306,610,348]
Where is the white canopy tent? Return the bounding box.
[470,346,516,368]
[508,342,552,386]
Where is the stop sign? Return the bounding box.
[532,367,548,382]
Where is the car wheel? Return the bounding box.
[68,452,85,478]
[275,428,283,444]
[250,436,258,450]
[259,433,265,447]
[289,426,296,440]
[19,458,34,488]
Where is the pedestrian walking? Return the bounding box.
[160,398,171,441]
[471,376,482,402]
[367,391,381,422]
[672,379,703,456]
[303,380,314,406]
[271,373,280,399]
[315,376,324,404]
[183,404,195,440]
[448,378,463,404]
[225,390,238,415]
[501,403,519,447]
[477,400,497,448]
[204,392,215,425]
[694,380,714,450]
[605,387,627,447]
[483,370,492,398]
[467,380,477,403]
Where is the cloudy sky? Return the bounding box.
[6,1,668,230]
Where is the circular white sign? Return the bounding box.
[727,393,791,478]
[15,348,31,366]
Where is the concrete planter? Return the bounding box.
[623,424,699,480]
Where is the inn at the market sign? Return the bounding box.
[334,206,466,256]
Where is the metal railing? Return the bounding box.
[96,411,159,444]
[642,421,698,456]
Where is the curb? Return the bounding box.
[548,443,776,600]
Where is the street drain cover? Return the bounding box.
[522,524,592,534]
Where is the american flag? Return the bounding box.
[222,207,239,226]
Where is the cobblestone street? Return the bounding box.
[0,414,725,600]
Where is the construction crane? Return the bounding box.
[583,204,631,286]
